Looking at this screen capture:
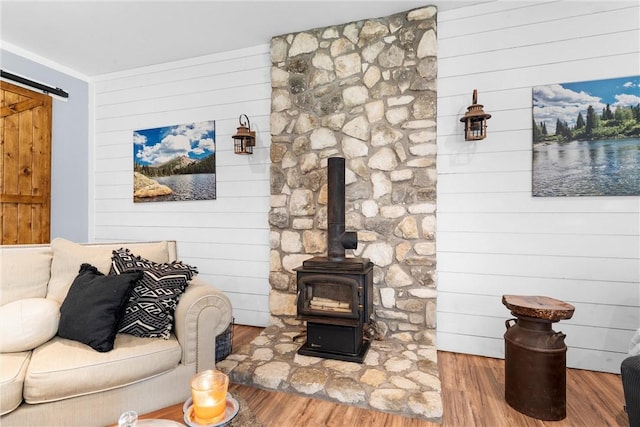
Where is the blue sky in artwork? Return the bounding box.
[533,76,640,133]
[133,120,215,166]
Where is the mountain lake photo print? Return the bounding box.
[532,75,640,197]
[133,120,216,202]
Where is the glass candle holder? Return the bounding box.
[118,410,138,427]
[190,370,229,424]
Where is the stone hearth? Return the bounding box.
[217,318,443,422]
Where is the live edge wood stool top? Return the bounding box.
[502,295,575,322]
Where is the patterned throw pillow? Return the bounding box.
[109,248,198,339]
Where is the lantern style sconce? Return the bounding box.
[231,114,256,154]
[460,89,491,141]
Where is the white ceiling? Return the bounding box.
[1,1,484,78]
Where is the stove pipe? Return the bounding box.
[327,157,358,260]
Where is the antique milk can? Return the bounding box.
[502,295,575,421]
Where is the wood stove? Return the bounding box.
[295,157,373,363]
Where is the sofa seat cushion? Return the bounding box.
[23,333,181,404]
[0,352,31,415]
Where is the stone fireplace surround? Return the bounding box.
[219,5,441,422]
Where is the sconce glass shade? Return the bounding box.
[460,89,491,141]
[232,114,256,154]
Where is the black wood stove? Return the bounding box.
[295,157,373,363]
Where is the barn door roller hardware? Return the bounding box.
[1,70,69,99]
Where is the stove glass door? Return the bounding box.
[297,274,359,320]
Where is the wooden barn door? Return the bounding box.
[0,81,52,244]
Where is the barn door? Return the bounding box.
[0,81,52,244]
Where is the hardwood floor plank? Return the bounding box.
[143,325,628,426]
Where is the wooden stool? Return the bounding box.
[502,295,575,421]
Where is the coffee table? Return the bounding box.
[139,389,261,427]
[130,420,184,426]
[138,402,185,423]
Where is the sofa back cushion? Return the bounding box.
[47,238,173,304]
[0,249,52,306]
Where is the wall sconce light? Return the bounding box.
[231,114,256,154]
[460,89,491,141]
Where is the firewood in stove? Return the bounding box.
[309,297,351,312]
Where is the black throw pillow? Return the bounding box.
[58,263,142,352]
[110,248,197,339]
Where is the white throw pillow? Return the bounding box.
[0,298,60,352]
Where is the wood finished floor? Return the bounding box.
[143,324,629,427]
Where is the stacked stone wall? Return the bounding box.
[269,6,437,345]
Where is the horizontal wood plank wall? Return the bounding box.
[436,1,640,373]
[92,45,272,327]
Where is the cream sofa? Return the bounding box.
[0,238,233,426]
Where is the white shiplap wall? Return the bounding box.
[89,1,639,371]
[92,45,272,327]
[436,1,640,373]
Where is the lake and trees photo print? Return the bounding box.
[532,76,640,197]
[133,120,216,203]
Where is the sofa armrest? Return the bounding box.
[174,278,232,372]
[621,354,640,427]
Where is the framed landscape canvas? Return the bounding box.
[133,120,216,202]
[532,76,640,197]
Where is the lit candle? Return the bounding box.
[191,370,228,424]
